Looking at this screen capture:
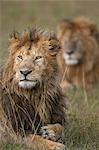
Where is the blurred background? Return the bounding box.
[0,0,99,66]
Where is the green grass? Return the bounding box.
[0,143,22,150]
[64,88,99,150]
[0,1,99,150]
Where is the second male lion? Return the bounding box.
[57,17,99,90]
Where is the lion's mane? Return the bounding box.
[0,28,66,135]
[57,17,99,89]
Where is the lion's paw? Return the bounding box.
[39,126,56,141]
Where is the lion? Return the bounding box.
[0,28,66,149]
[57,17,99,90]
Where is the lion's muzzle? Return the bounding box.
[18,68,38,89]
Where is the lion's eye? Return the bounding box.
[49,47,54,50]
[17,55,23,61]
[35,56,42,61]
[34,56,43,65]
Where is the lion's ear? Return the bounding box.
[57,19,72,31]
[10,30,20,39]
[89,24,99,41]
[57,19,72,39]
[89,24,98,35]
[49,40,61,56]
[9,31,20,51]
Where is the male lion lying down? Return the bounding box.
[0,28,66,150]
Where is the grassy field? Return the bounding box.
[0,1,99,150]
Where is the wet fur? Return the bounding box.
[0,28,66,137]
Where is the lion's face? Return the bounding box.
[13,45,45,89]
[61,33,84,65]
[57,17,98,66]
[8,30,60,89]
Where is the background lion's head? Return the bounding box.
[57,17,99,69]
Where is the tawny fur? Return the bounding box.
[57,17,99,90]
[0,28,66,143]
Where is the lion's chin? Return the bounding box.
[65,59,79,65]
[63,53,79,66]
[19,81,37,89]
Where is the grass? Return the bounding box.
[0,88,99,150]
[64,88,99,150]
[0,143,23,150]
[0,1,99,150]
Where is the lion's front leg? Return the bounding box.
[39,123,64,142]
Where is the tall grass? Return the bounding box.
[0,88,99,150]
[65,88,99,150]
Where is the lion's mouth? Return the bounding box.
[20,79,33,82]
[19,79,38,89]
[63,53,79,65]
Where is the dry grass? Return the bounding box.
[0,88,99,150]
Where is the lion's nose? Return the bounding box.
[20,69,32,76]
[67,50,74,55]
